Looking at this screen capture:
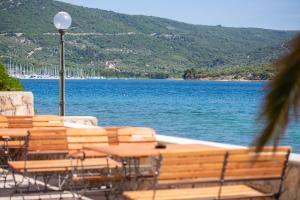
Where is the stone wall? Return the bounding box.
[64,116,98,126]
[281,155,300,200]
[0,91,34,116]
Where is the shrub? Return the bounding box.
[0,63,24,91]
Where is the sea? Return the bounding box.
[21,79,300,152]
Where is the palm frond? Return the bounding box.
[255,34,300,151]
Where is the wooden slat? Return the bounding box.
[28,144,68,151]
[162,156,225,165]
[6,116,33,128]
[117,127,156,143]
[0,116,8,128]
[0,140,25,148]
[32,115,64,127]
[32,115,63,121]
[67,136,108,143]
[225,167,283,177]
[68,143,109,150]
[163,149,227,157]
[227,154,286,162]
[7,119,32,123]
[118,136,156,142]
[69,150,107,157]
[66,127,107,136]
[123,185,267,200]
[32,122,64,127]
[160,170,222,180]
[8,157,121,173]
[161,160,284,173]
[160,163,224,172]
[8,124,32,128]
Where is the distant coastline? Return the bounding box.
[16,76,267,82]
[182,76,269,82]
[12,72,268,82]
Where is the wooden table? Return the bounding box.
[83,143,215,158]
[83,143,216,190]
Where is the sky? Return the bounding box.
[58,0,300,31]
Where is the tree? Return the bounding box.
[255,34,300,150]
[183,68,196,79]
[0,63,24,91]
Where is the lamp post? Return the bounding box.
[53,11,72,116]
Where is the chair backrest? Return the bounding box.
[6,116,33,128]
[66,127,109,153]
[158,146,290,186]
[104,126,128,145]
[224,146,291,182]
[27,128,68,152]
[32,115,64,127]
[0,115,8,128]
[117,127,157,144]
[159,149,228,184]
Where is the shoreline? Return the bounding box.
[12,74,268,82]
[17,77,268,82]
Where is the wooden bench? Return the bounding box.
[123,146,291,200]
[66,127,110,157]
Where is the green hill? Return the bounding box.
[0,0,298,78]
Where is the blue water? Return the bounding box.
[21,79,300,152]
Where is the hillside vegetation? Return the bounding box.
[183,65,275,80]
[0,63,23,91]
[0,0,298,78]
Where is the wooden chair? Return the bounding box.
[8,128,121,196]
[26,128,69,160]
[66,127,109,157]
[123,146,291,200]
[0,131,29,188]
[66,127,124,196]
[8,156,121,196]
[117,127,157,144]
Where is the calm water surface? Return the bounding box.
[21,79,300,152]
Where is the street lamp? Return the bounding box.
[53,11,72,116]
